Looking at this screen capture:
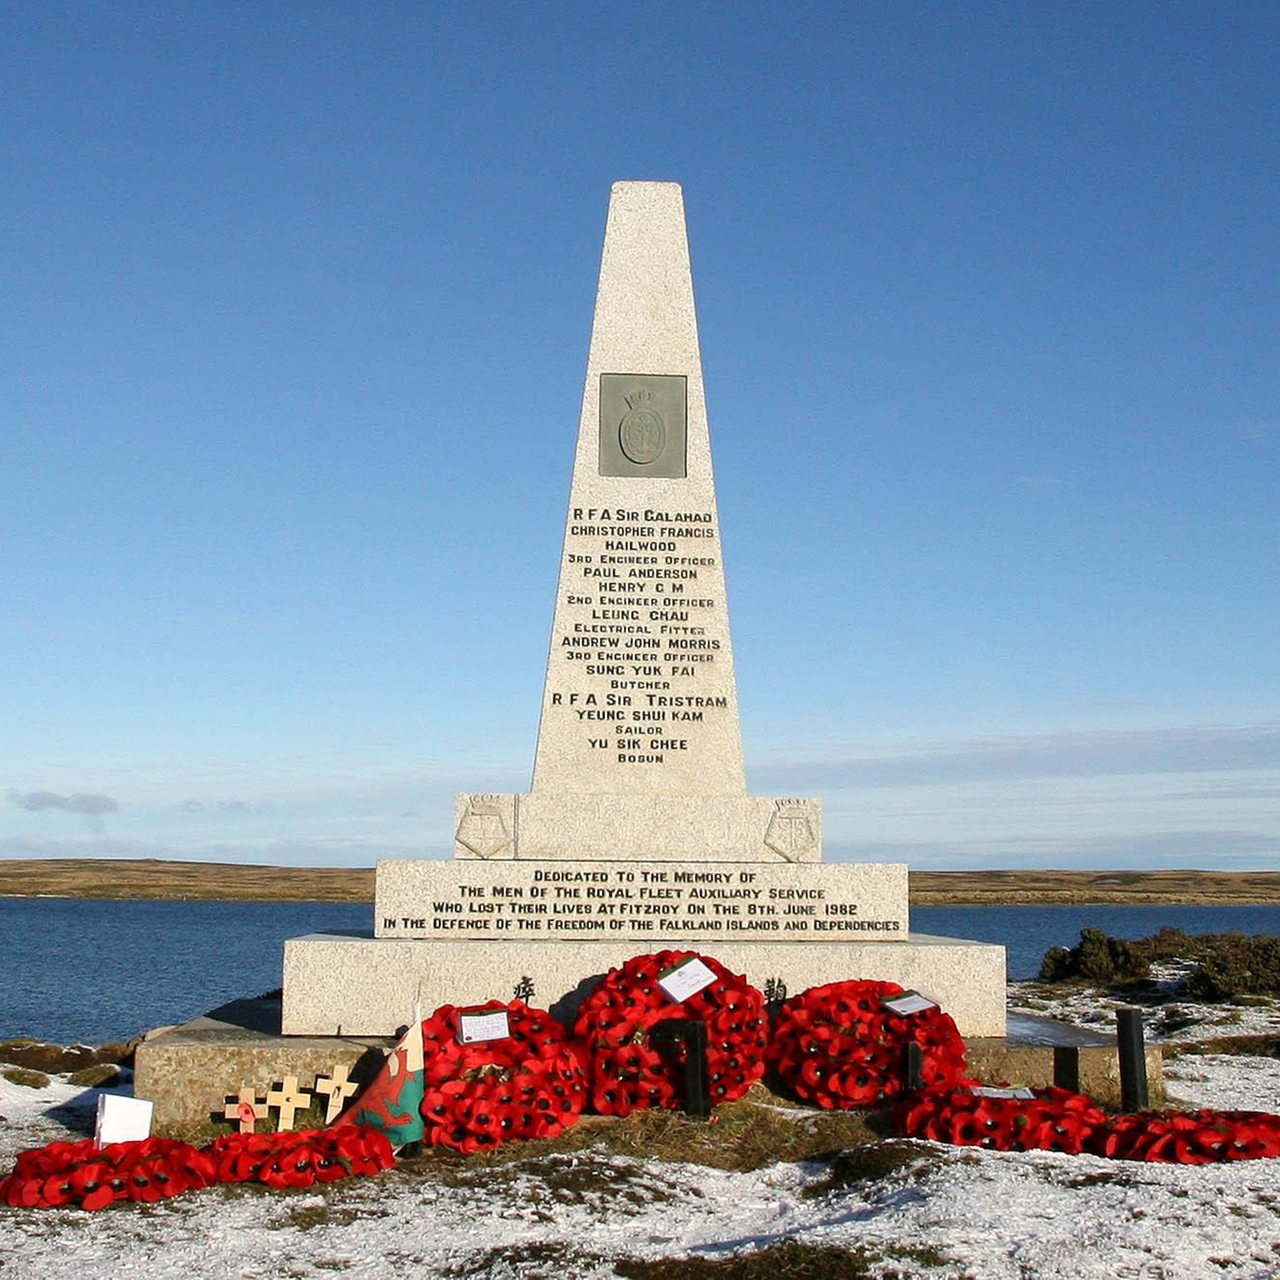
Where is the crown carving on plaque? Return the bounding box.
[624,387,656,410]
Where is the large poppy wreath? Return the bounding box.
[206,1126,394,1188]
[419,999,588,1153]
[572,950,767,1117]
[769,978,968,1109]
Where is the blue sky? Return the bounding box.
[3,2,1277,871]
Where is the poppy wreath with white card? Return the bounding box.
[768,978,967,1109]
[572,950,767,1117]
[418,999,588,1153]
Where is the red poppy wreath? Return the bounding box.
[769,979,967,1109]
[572,950,767,1117]
[0,1136,217,1210]
[895,1085,1108,1154]
[206,1126,394,1188]
[419,999,588,1153]
[1095,1107,1280,1164]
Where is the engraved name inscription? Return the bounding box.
[551,506,728,765]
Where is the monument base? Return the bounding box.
[281,931,1007,1038]
[455,793,823,862]
[134,996,1158,1134]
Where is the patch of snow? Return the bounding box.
[1164,1053,1280,1113]
[1008,979,1280,1044]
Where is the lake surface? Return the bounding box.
[1,898,1277,1044]
[0,899,367,1045]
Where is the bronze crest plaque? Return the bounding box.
[598,373,687,478]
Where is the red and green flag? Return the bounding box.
[333,1013,425,1149]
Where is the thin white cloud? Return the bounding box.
[6,789,119,815]
[752,723,1280,791]
[828,829,1280,871]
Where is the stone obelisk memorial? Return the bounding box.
[283,182,1005,1036]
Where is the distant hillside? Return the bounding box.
[1,859,1276,905]
[0,859,375,902]
[909,868,1280,906]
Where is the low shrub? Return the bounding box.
[1038,928,1280,1000]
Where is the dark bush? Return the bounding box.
[1184,934,1280,1001]
[1037,928,1280,1001]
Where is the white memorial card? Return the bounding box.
[458,1009,511,1045]
[95,1094,154,1147]
[658,957,717,1003]
[882,991,938,1016]
[970,1086,1036,1100]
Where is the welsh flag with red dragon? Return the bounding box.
[333,1015,425,1149]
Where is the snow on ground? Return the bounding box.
[1009,961,1280,1043]
[1163,1053,1280,1114]
[3,987,1280,1280]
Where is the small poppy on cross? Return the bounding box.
[223,1087,268,1135]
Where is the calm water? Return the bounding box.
[1,898,1277,1044]
[0,899,367,1044]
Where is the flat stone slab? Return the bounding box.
[376,858,906,941]
[968,1035,1163,1108]
[133,996,388,1133]
[283,930,1007,1039]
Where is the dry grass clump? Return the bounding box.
[615,1238,956,1280]
[400,1083,880,1178]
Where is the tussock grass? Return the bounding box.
[799,1139,944,1199]
[2,1066,52,1088]
[438,1243,608,1278]
[1165,1033,1280,1059]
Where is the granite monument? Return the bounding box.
[282,182,1005,1037]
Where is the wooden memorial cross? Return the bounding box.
[265,1076,311,1131]
[313,1063,359,1124]
[223,1086,268,1135]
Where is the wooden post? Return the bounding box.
[1116,1008,1149,1112]
[903,1041,924,1092]
[650,1019,711,1120]
[1053,1046,1080,1094]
